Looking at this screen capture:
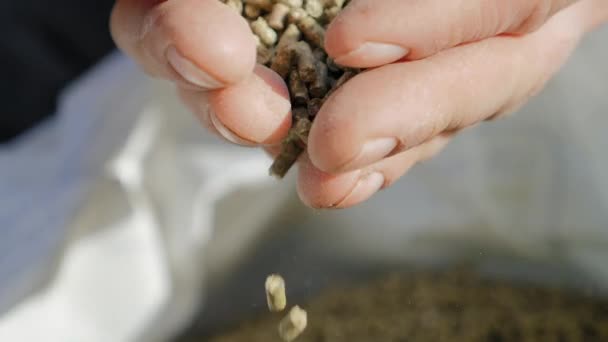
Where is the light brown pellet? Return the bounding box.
[289,71,309,106]
[287,7,307,24]
[279,0,304,8]
[244,3,262,18]
[324,6,340,22]
[243,0,273,11]
[307,98,323,117]
[251,17,277,46]
[265,274,287,312]
[225,0,358,178]
[278,306,308,342]
[292,41,316,83]
[304,0,324,18]
[292,116,312,145]
[268,3,291,30]
[296,15,325,48]
[270,24,301,78]
[309,60,328,98]
[222,0,243,14]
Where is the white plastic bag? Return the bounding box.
[0,52,293,342]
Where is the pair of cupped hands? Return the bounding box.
[111,0,607,208]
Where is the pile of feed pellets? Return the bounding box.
[220,0,358,178]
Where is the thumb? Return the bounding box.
[111,0,257,89]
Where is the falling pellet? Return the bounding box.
[278,305,308,342]
[265,274,287,312]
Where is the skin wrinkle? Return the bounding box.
[484,1,504,39]
[312,84,359,167]
[451,38,515,126]
[142,4,196,80]
[297,158,362,208]
[178,88,220,134]
[145,5,182,70]
[449,43,498,125]
[313,58,445,171]
[327,0,413,56]
[139,2,168,42]
[517,0,554,33]
[390,58,455,143]
[333,171,369,208]
[513,0,578,33]
[419,57,456,134]
[418,0,459,57]
[496,17,580,118]
[455,0,483,45]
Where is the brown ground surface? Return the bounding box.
[209,269,608,342]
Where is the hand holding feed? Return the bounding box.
[110,0,293,145]
[111,0,608,209]
[299,0,607,208]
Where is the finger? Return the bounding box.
[298,135,450,209]
[569,0,608,33]
[178,65,292,145]
[326,0,579,68]
[310,3,590,173]
[110,0,256,89]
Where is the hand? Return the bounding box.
[111,0,607,209]
[110,0,293,146]
[298,0,608,208]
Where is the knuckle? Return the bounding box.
[143,5,177,43]
[383,173,401,188]
[516,0,559,33]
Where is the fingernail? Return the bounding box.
[166,46,224,90]
[209,109,256,146]
[336,172,385,208]
[334,42,408,67]
[335,42,409,68]
[340,137,398,171]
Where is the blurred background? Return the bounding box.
[1,2,608,342]
[0,1,116,142]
